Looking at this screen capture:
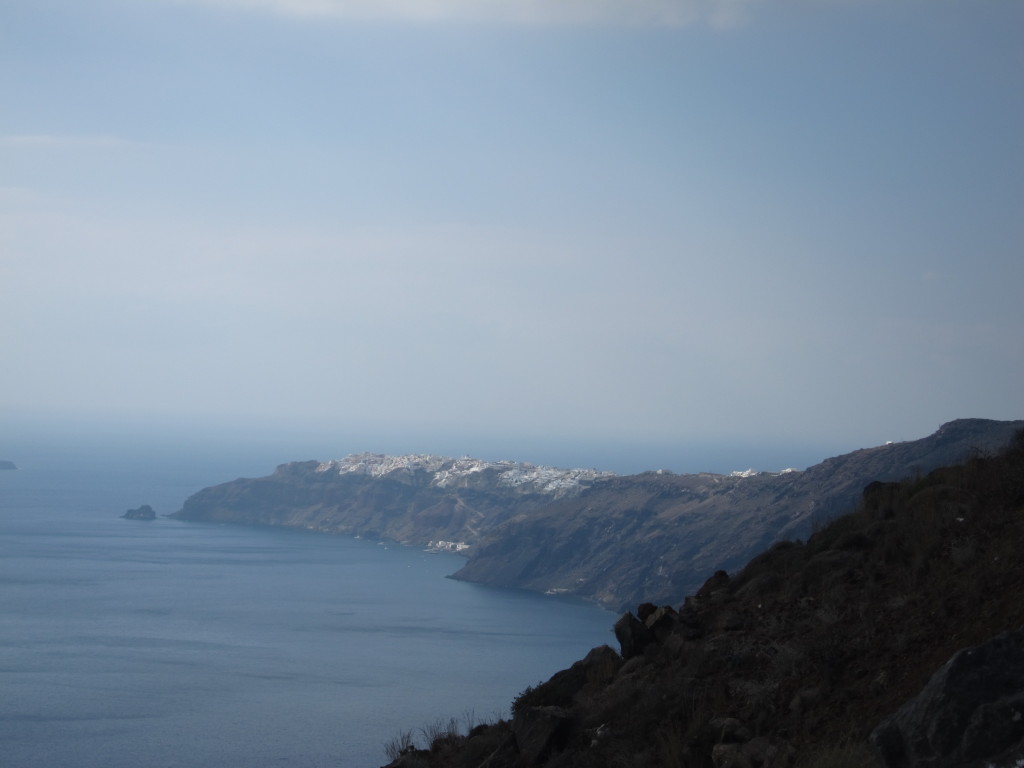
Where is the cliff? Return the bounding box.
[452,418,1024,610]
[382,428,1024,768]
[172,454,613,545]
[173,419,1024,612]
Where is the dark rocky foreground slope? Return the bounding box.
[381,429,1024,768]
[172,419,1023,612]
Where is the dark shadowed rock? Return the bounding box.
[696,570,732,600]
[541,644,623,705]
[871,626,1024,768]
[512,706,571,764]
[122,504,157,520]
[614,611,655,660]
[642,603,681,643]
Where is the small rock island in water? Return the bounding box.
[122,504,157,520]
[0,460,17,471]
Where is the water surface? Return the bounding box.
[0,455,614,767]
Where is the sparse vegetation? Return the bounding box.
[511,683,544,716]
[384,730,416,762]
[418,717,461,750]
[384,709,505,766]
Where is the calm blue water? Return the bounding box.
[0,453,614,768]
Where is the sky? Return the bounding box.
[2,0,1022,474]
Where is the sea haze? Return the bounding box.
[0,444,614,768]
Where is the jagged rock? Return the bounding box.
[573,645,623,685]
[538,645,623,707]
[871,626,1024,768]
[641,603,681,642]
[614,612,655,660]
[122,504,157,520]
[512,706,571,764]
[697,570,732,598]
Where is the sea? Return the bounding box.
[0,443,615,768]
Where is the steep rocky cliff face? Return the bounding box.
[172,454,613,546]
[382,430,1024,768]
[173,419,1023,612]
[451,418,1024,610]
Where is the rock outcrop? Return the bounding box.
[871,627,1024,768]
[122,504,157,520]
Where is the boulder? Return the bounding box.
[512,706,571,764]
[871,626,1024,767]
[614,612,655,660]
[697,570,732,600]
[642,604,682,642]
[537,644,623,706]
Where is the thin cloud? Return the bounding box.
[169,0,760,26]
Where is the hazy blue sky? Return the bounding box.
[2,0,1022,472]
